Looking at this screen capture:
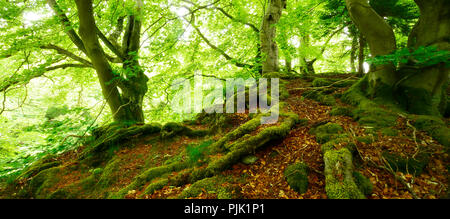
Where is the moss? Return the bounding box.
[111,161,188,198]
[97,158,121,188]
[329,107,354,117]
[342,77,399,129]
[321,137,355,154]
[310,123,344,144]
[26,166,64,198]
[141,178,169,196]
[241,155,258,165]
[179,176,224,199]
[380,127,399,136]
[284,162,309,194]
[312,78,334,87]
[81,123,162,166]
[396,86,443,116]
[412,115,450,147]
[302,90,336,106]
[352,172,373,196]
[382,151,430,176]
[16,157,61,182]
[323,148,365,199]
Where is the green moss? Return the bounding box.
[241,155,258,165]
[329,107,354,117]
[16,157,61,182]
[323,148,365,199]
[111,161,188,199]
[302,90,336,106]
[141,178,169,196]
[380,127,399,136]
[97,158,121,188]
[321,137,355,154]
[396,86,443,116]
[81,123,162,166]
[382,151,430,176]
[352,172,373,196]
[312,78,334,87]
[310,123,344,144]
[26,166,64,198]
[412,115,450,147]
[186,140,213,165]
[179,176,223,199]
[284,162,309,194]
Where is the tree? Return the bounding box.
[345,0,449,116]
[260,0,286,74]
[1,0,151,124]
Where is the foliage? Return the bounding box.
[368,46,450,68]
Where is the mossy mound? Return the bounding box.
[342,77,399,129]
[284,162,309,194]
[380,127,400,137]
[382,151,430,176]
[81,123,162,166]
[310,123,345,144]
[302,90,336,106]
[329,106,354,117]
[15,154,60,182]
[352,171,373,196]
[411,115,450,147]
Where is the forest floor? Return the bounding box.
[1,74,449,199]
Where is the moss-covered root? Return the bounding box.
[80,123,162,166]
[323,148,365,199]
[284,162,309,194]
[110,161,188,199]
[178,176,241,199]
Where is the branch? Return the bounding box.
[40,44,92,66]
[185,14,253,69]
[213,7,260,33]
[45,63,91,72]
[96,26,125,60]
[46,0,87,54]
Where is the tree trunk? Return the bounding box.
[75,0,148,123]
[357,33,366,77]
[345,0,449,116]
[396,0,450,116]
[345,0,397,97]
[350,32,357,73]
[260,0,286,74]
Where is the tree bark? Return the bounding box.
[350,32,357,73]
[357,33,365,76]
[396,0,450,115]
[345,0,449,116]
[74,0,148,123]
[260,0,286,74]
[345,0,397,96]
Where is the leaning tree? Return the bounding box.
[1,0,155,123]
[345,0,449,116]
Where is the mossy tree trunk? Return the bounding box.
[260,0,286,74]
[73,0,148,124]
[397,0,450,115]
[345,0,449,116]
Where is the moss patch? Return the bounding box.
[382,151,430,176]
[284,162,309,194]
[310,123,345,144]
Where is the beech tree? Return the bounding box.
[345,0,449,116]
